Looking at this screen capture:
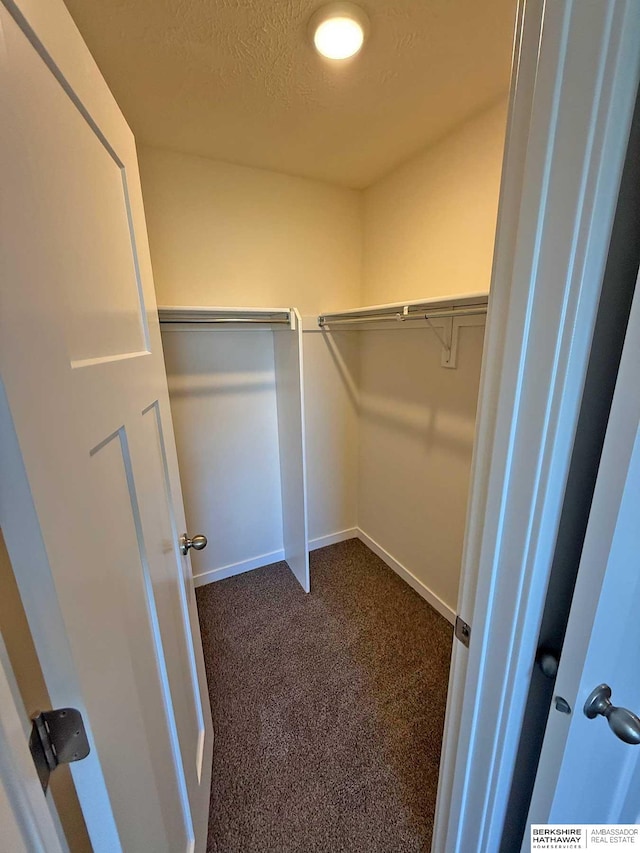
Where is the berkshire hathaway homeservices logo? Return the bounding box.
[531,826,640,850]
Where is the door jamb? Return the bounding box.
[434,1,640,849]
[0,631,67,852]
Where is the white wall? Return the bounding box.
[355,100,506,614]
[362,99,508,305]
[303,332,360,544]
[140,149,362,573]
[357,326,485,614]
[139,147,362,314]
[162,330,285,580]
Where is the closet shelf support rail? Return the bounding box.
[317,304,488,327]
[160,316,292,325]
[158,307,294,328]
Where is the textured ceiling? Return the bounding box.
[62,0,516,188]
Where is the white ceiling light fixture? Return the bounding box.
[309,2,370,61]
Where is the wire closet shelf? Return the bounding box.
[317,295,488,328]
[158,307,294,328]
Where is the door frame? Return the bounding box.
[0,631,67,853]
[434,0,640,850]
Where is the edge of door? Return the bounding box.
[433,0,640,850]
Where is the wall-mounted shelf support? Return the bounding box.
[423,314,452,364]
[316,294,488,368]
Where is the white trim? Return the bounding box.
[277,306,310,592]
[0,633,67,853]
[437,1,640,851]
[192,529,359,586]
[191,528,456,629]
[192,549,285,587]
[433,0,537,841]
[357,529,456,624]
[158,304,294,315]
[309,528,358,551]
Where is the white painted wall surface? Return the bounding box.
[162,330,285,581]
[354,103,504,614]
[303,332,360,545]
[357,326,484,615]
[139,147,362,315]
[140,149,363,566]
[362,99,508,305]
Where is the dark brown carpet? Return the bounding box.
[196,538,453,853]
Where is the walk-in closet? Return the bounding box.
[158,290,490,848]
[148,131,502,848]
[58,0,517,848]
[160,293,488,623]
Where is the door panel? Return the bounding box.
[0,1,213,850]
[138,401,207,781]
[8,0,148,367]
[84,425,188,852]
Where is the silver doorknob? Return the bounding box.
[584,684,640,745]
[179,533,207,556]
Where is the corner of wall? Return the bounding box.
[360,97,509,306]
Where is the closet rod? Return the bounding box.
[317,305,487,327]
[160,317,291,325]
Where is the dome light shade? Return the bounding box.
[309,3,369,61]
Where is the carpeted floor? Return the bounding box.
[196,538,453,853]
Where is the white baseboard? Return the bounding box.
[193,529,359,587]
[309,528,358,551]
[193,530,456,627]
[356,529,456,624]
[192,548,285,588]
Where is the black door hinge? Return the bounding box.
[455,615,471,648]
[29,708,90,793]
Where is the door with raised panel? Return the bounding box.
[0,0,213,850]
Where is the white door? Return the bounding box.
[527,275,640,832]
[0,1,213,851]
[0,633,66,853]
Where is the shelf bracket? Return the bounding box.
[422,314,457,368]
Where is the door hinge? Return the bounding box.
[29,708,90,793]
[455,615,471,648]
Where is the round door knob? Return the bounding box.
[179,533,208,556]
[537,651,559,679]
[584,684,640,745]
